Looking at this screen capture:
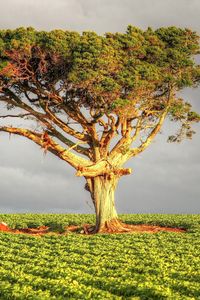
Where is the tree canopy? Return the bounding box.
[0,26,199,232]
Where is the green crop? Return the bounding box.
[0,214,199,299]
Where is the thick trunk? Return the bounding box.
[87,175,126,233]
[94,176,118,232]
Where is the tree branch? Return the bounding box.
[109,117,138,160]
[42,101,88,141]
[76,159,131,177]
[0,113,32,119]
[0,126,91,169]
[100,114,119,155]
[129,88,173,158]
[0,94,90,157]
[2,87,89,142]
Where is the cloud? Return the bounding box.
[0,0,199,32]
[0,162,90,213]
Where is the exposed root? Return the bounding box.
[84,219,187,234]
[0,222,187,236]
[94,219,141,234]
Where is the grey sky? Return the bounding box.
[0,0,200,214]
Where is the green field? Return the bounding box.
[0,214,199,299]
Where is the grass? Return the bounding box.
[0,213,199,299]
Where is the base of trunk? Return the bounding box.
[84,218,133,234]
[86,176,133,234]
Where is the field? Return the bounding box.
[0,214,199,300]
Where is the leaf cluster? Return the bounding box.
[0,26,199,148]
[0,26,199,112]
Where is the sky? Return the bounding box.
[0,0,200,214]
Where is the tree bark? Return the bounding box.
[90,175,127,233]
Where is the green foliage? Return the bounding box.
[187,111,200,122]
[111,98,131,110]
[0,60,8,71]
[0,214,200,299]
[0,26,199,143]
[0,26,199,105]
[0,27,36,52]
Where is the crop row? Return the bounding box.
[0,213,200,232]
[0,214,199,299]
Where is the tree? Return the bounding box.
[0,26,200,233]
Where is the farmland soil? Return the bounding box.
[0,222,186,235]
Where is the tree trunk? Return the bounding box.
[91,175,127,233]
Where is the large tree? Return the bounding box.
[0,26,200,232]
